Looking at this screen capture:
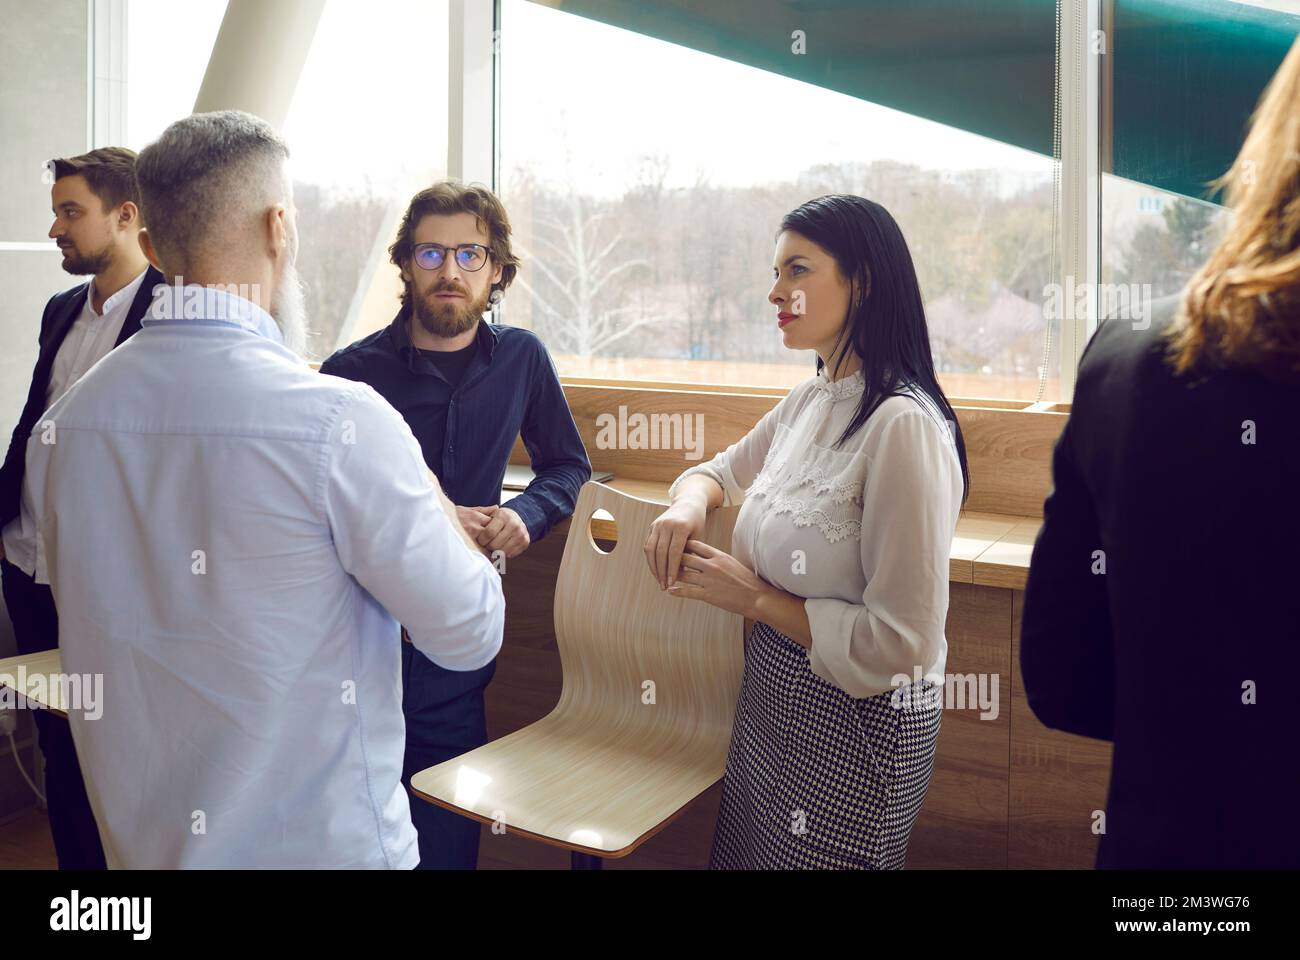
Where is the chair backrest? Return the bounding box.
[552,482,745,743]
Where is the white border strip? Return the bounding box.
[0,242,60,252]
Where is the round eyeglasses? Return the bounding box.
[412,242,490,272]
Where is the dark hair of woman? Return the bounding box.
[779,194,970,502]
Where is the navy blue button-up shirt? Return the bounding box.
[319,309,591,544]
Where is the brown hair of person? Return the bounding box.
[1166,36,1300,382]
[389,180,520,306]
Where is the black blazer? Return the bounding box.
[1020,295,1300,869]
[0,266,163,529]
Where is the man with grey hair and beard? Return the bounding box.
[23,110,503,868]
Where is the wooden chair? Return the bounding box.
[409,481,745,868]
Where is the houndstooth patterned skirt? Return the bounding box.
[709,621,942,870]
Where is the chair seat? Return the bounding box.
[409,706,731,857]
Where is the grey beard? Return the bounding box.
[271,260,309,357]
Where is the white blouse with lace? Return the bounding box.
[668,365,964,698]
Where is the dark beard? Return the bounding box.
[60,245,111,276]
[411,283,490,339]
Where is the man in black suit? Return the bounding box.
[1020,295,1300,868]
[0,147,160,869]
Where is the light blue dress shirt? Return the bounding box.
[24,284,504,868]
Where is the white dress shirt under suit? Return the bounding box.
[24,285,504,868]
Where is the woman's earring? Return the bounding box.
[488,288,503,306]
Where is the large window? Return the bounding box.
[131,0,450,362]
[499,0,1060,399]
[116,0,1300,397]
[127,0,229,150]
[1098,0,1297,311]
[1101,177,1229,304]
[281,0,449,361]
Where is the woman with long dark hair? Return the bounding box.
[644,194,969,869]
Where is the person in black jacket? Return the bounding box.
[1021,36,1300,869]
[0,147,160,870]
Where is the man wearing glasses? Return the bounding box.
[320,181,591,869]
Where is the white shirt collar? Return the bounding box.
[86,267,149,320]
[814,364,866,402]
[143,281,284,344]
